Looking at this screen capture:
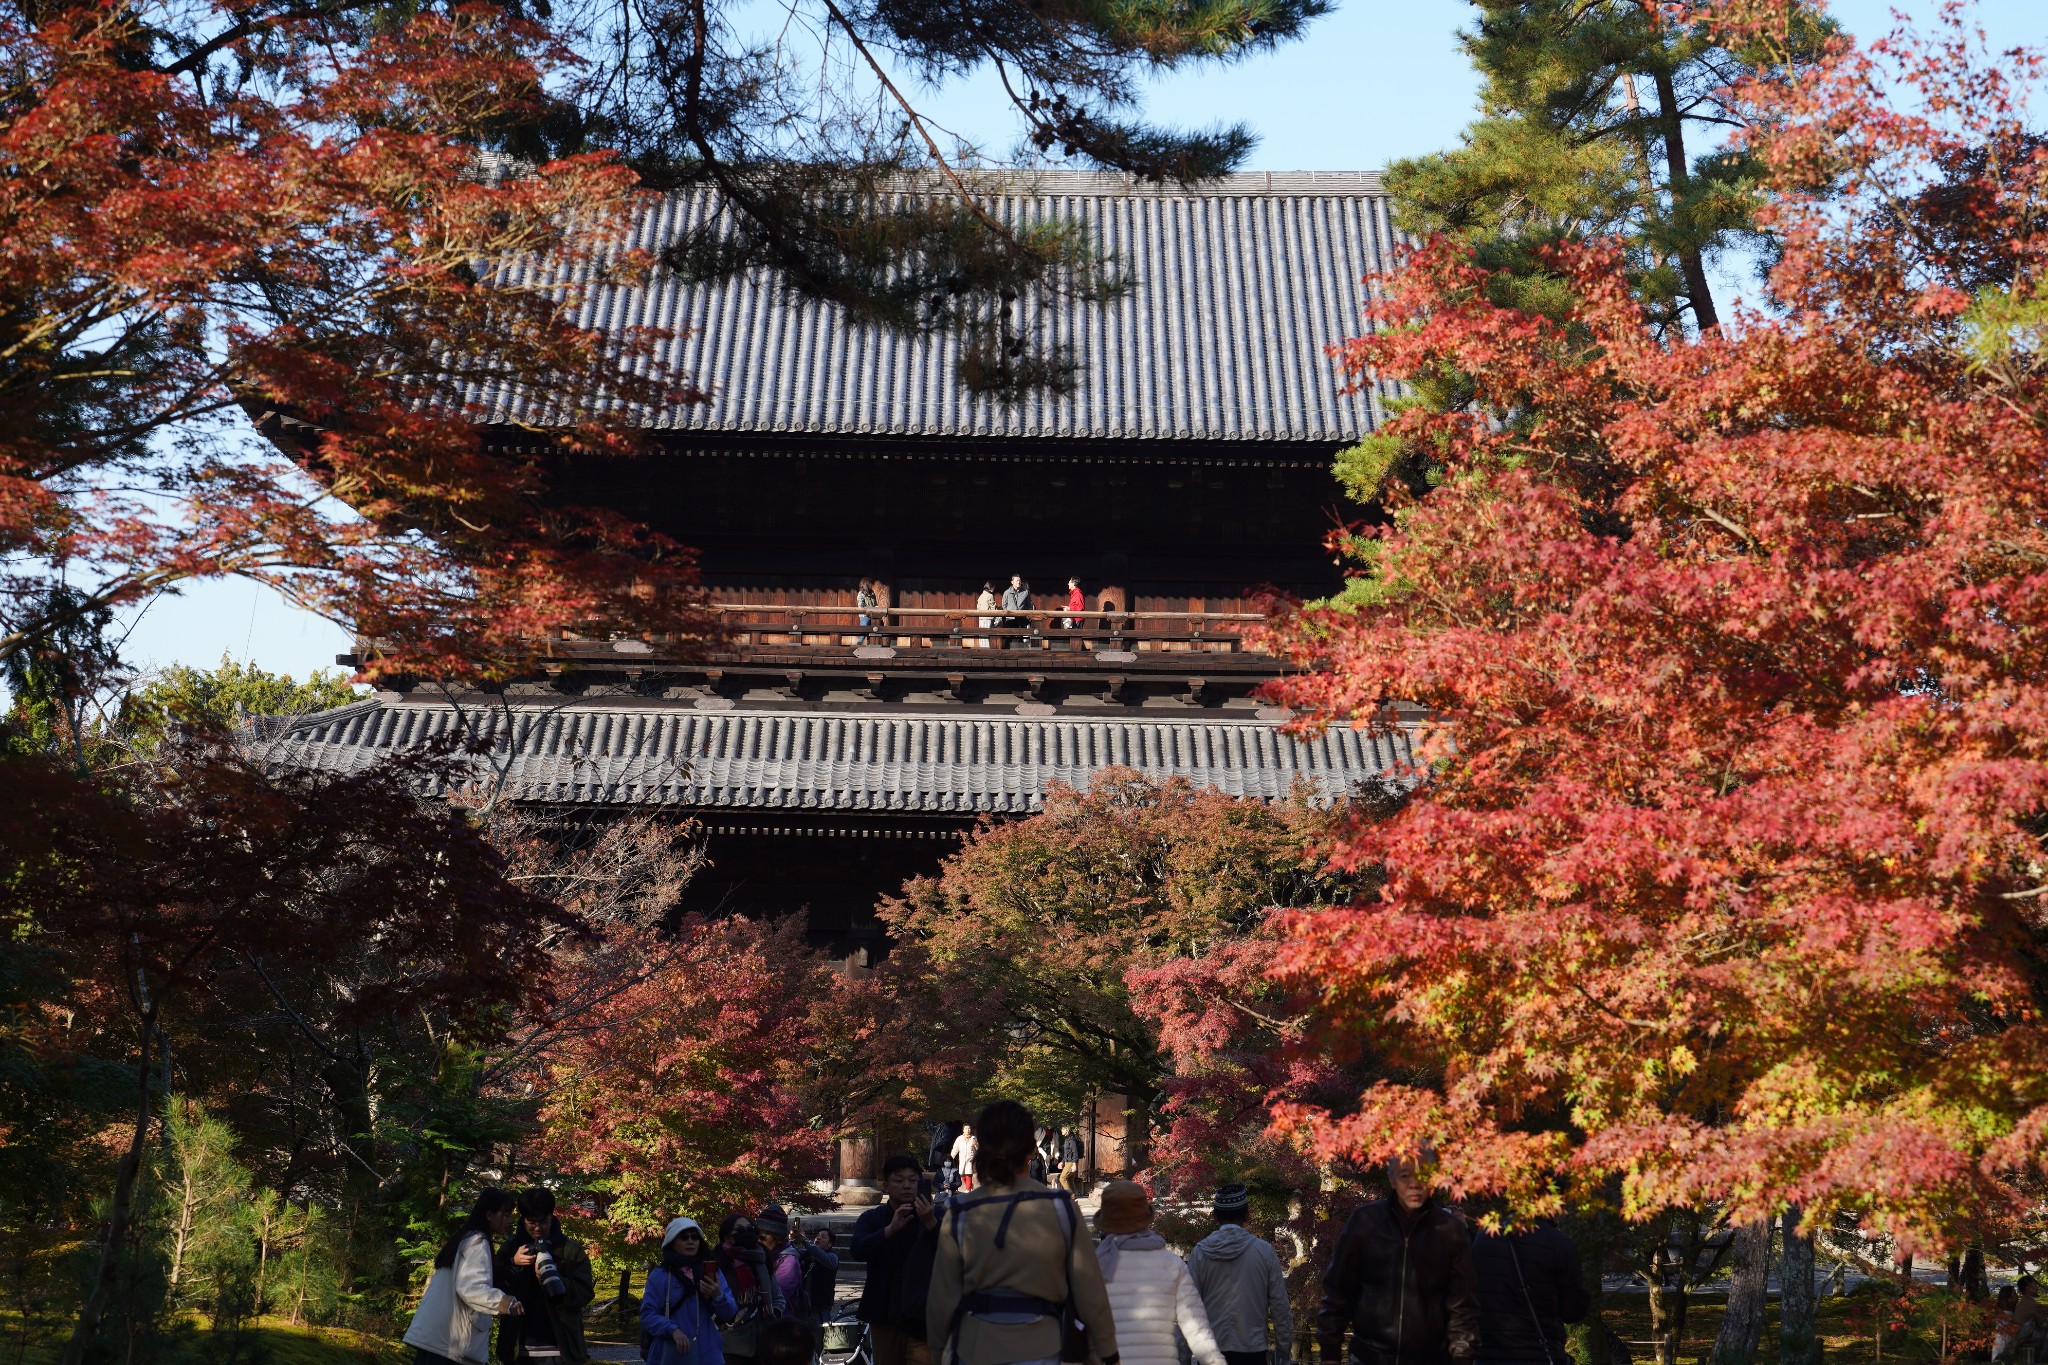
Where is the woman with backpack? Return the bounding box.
[717,1212,786,1365]
[405,1188,525,1365]
[642,1217,738,1365]
[927,1099,1120,1365]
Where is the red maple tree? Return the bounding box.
[532,914,834,1248]
[1263,2,2048,1253]
[0,0,707,678]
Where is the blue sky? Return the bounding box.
[117,0,2046,683]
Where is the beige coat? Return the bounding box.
[927,1178,1119,1365]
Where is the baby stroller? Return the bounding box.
[819,1304,871,1365]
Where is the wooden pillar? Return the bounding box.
[837,1133,883,1206]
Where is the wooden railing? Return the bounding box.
[552,605,1273,659]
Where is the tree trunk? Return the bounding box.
[1646,1213,1686,1365]
[1709,1218,1771,1365]
[1782,1208,1821,1365]
[1649,66,1719,331]
[255,1205,273,1315]
[61,1017,155,1365]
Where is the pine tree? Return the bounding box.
[1390,1,1833,330]
[1336,2,1833,512]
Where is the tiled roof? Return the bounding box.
[261,700,1414,813]
[493,170,1399,442]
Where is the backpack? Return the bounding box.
[941,1189,1088,1364]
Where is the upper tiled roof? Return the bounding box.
[493,170,1398,442]
[261,699,1413,813]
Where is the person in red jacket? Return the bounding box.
[1064,578,1085,630]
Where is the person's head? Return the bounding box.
[517,1186,558,1241]
[1068,577,1079,589]
[1095,1181,1154,1236]
[984,581,995,592]
[1009,574,1022,588]
[1386,1145,1436,1213]
[882,1154,923,1204]
[2022,1275,2039,1299]
[663,1216,706,1262]
[721,1212,761,1251]
[1213,1182,1250,1226]
[2001,1286,2020,1310]
[757,1204,791,1248]
[435,1187,517,1268]
[859,577,872,590]
[972,1100,1036,1183]
[760,1318,816,1365]
[813,1227,834,1249]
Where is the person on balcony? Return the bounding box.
[1064,578,1085,630]
[856,579,879,638]
[976,582,998,648]
[1001,575,1033,646]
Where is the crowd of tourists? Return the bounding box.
[402,1099,1585,1365]
[403,1188,838,1365]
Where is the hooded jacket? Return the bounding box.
[1187,1224,1294,1362]
[1470,1225,1587,1365]
[643,1221,740,1365]
[1315,1200,1479,1365]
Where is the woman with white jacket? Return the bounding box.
[1094,1182,1225,1365]
[406,1189,526,1365]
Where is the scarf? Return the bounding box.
[1096,1230,1165,1284]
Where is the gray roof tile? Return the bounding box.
[485,171,1399,442]
[262,700,1414,813]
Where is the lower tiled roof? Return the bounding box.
[260,700,1414,813]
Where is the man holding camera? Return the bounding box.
[851,1156,939,1365]
[496,1187,595,1365]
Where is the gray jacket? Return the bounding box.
[1187,1225,1293,1363]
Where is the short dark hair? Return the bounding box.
[2023,1274,2040,1293]
[974,1099,1036,1183]
[882,1154,923,1180]
[516,1187,556,1221]
[760,1318,815,1365]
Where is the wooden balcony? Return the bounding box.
[545,605,1276,674]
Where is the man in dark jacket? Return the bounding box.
[1470,1221,1587,1365]
[851,1154,938,1365]
[496,1186,596,1364]
[1316,1155,1479,1365]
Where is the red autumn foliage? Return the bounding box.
[0,0,708,678]
[533,914,835,1249]
[1262,3,2048,1253]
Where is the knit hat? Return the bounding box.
[662,1216,703,1248]
[1094,1180,1153,1236]
[1213,1183,1250,1217]
[756,1204,791,1233]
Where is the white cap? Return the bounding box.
[662,1216,703,1248]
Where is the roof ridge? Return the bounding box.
[652,168,1386,201]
